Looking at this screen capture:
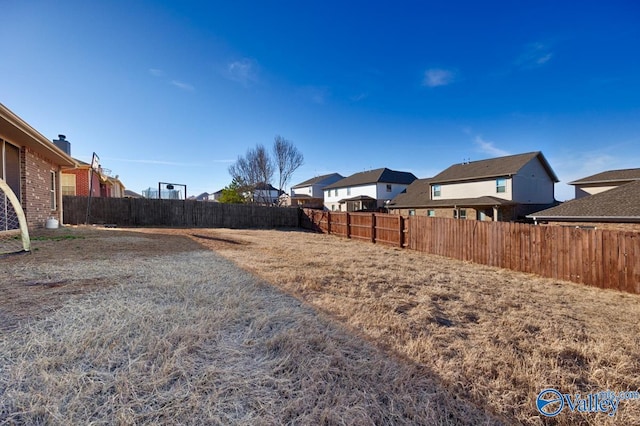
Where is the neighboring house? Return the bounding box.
[212,189,224,202]
[569,168,640,199]
[323,168,417,212]
[124,189,142,198]
[527,180,640,231]
[290,173,344,209]
[248,183,282,205]
[389,151,558,221]
[193,192,211,201]
[55,135,126,198]
[0,103,76,228]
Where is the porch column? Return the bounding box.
[493,206,499,221]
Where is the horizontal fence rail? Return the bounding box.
[63,196,300,229]
[301,209,640,295]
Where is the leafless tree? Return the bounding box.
[228,144,274,204]
[273,135,304,199]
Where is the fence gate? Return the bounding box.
[0,178,30,255]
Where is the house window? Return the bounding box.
[432,184,441,197]
[61,174,76,196]
[408,209,415,216]
[334,189,339,197]
[496,178,506,193]
[427,210,435,217]
[347,187,351,196]
[308,187,311,194]
[453,209,457,219]
[50,171,57,210]
[331,204,336,211]
[459,209,466,219]
[1,139,21,200]
[386,184,392,192]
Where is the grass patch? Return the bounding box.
[184,228,640,426]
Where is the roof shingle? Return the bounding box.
[529,180,640,220]
[569,168,640,185]
[431,151,558,183]
[324,168,417,189]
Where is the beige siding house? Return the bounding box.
[1,103,76,228]
[389,152,559,221]
[570,168,640,199]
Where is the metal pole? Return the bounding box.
[85,168,94,224]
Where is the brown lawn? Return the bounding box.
[2,226,639,425]
[172,227,640,426]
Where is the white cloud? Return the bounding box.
[224,58,258,86]
[171,80,195,91]
[516,43,553,69]
[474,136,511,157]
[423,68,455,87]
[149,68,165,77]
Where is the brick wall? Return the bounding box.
[22,147,61,228]
[546,221,640,232]
[63,168,100,197]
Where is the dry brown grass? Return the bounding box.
[164,227,640,426]
[0,227,498,425]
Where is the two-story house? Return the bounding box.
[290,173,344,208]
[389,151,558,221]
[323,168,417,212]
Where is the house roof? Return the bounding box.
[338,195,377,203]
[431,151,559,184]
[569,168,640,185]
[255,182,279,191]
[388,178,432,208]
[0,103,76,167]
[194,192,210,201]
[292,173,344,188]
[124,189,142,198]
[324,168,417,189]
[528,180,640,222]
[392,195,515,209]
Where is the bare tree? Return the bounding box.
[228,144,274,204]
[273,135,304,199]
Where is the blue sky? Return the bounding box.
[2,0,639,201]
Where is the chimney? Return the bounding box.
[53,134,71,155]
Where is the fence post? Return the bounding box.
[327,211,331,235]
[371,213,376,243]
[346,212,351,239]
[398,215,404,248]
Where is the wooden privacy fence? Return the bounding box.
[301,210,406,247]
[301,209,640,294]
[63,196,300,228]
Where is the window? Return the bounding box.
[427,210,435,217]
[334,189,339,197]
[332,204,336,211]
[459,209,467,219]
[386,184,392,192]
[50,171,57,210]
[496,178,506,193]
[347,187,351,196]
[61,174,76,196]
[1,139,21,200]
[308,187,311,194]
[432,184,441,197]
[408,209,415,216]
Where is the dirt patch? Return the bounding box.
[0,226,202,333]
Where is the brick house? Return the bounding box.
[54,135,125,198]
[0,103,76,228]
